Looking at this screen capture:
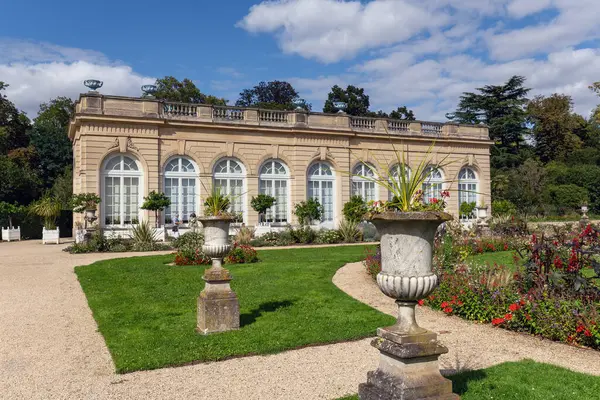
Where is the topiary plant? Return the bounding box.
[293,198,323,225]
[71,193,102,213]
[140,191,171,228]
[250,194,276,223]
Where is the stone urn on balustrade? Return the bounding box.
[359,211,459,400]
[196,216,240,334]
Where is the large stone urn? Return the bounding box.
[196,216,240,334]
[359,211,458,400]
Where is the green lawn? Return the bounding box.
[467,250,523,268]
[75,245,394,373]
[337,360,600,400]
[469,250,598,280]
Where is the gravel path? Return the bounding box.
[333,261,600,376]
[0,241,377,400]
[2,241,599,400]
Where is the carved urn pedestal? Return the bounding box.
[359,212,459,400]
[196,216,240,334]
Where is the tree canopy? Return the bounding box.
[236,81,306,110]
[154,76,227,105]
[323,85,371,116]
[447,75,530,168]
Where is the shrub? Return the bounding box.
[459,201,476,219]
[293,198,323,225]
[173,231,209,265]
[360,222,379,242]
[234,226,255,245]
[225,243,259,264]
[316,229,342,244]
[338,219,362,243]
[172,231,204,249]
[289,225,317,244]
[140,191,171,227]
[543,184,588,215]
[492,200,516,217]
[71,193,101,213]
[343,195,368,223]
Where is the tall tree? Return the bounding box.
[154,76,227,105]
[29,97,75,188]
[236,81,306,110]
[0,82,30,154]
[323,85,371,116]
[527,94,582,163]
[446,76,530,168]
[389,106,416,120]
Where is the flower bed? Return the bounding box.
[172,231,259,265]
[364,225,600,350]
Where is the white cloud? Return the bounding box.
[0,40,154,117]
[237,0,449,63]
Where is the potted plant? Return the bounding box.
[30,196,62,244]
[71,192,102,222]
[140,191,171,241]
[197,186,240,334]
[0,202,23,242]
[355,143,458,399]
[250,194,276,225]
[293,198,323,226]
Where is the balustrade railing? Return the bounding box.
[422,122,443,135]
[259,110,288,123]
[387,120,410,132]
[163,102,197,117]
[351,117,376,130]
[213,107,244,121]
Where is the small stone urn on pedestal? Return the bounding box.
[580,205,590,229]
[359,211,458,400]
[196,216,240,334]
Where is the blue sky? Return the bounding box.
[2,0,600,121]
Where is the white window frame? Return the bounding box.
[388,164,411,201]
[351,163,377,202]
[163,157,199,225]
[213,158,247,223]
[101,154,143,228]
[458,167,478,219]
[307,162,336,227]
[422,166,444,204]
[259,160,291,224]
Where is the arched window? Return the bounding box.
[422,166,444,204]
[164,157,198,224]
[102,154,143,226]
[351,163,377,202]
[259,160,290,223]
[307,162,335,223]
[213,158,246,219]
[388,164,411,201]
[458,167,478,211]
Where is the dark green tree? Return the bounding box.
[527,94,582,163]
[0,155,41,205]
[0,82,30,153]
[504,159,546,215]
[29,97,75,188]
[446,76,530,168]
[389,106,416,120]
[154,76,227,105]
[236,81,307,110]
[323,85,371,116]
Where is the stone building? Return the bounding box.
[68,92,492,232]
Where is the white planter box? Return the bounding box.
[42,227,60,244]
[1,226,21,242]
[153,226,166,242]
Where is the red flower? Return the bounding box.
[440,301,449,308]
[520,299,526,306]
[504,313,513,321]
[432,198,439,204]
[576,325,585,333]
[525,314,531,321]
[584,330,592,337]
[503,243,509,251]
[457,301,464,306]
[417,299,424,306]
[492,318,505,326]
[509,303,520,312]
[443,307,453,313]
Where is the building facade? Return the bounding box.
[69,93,492,231]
